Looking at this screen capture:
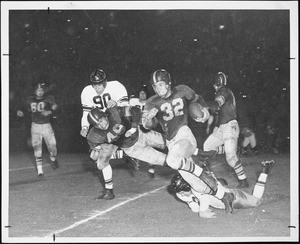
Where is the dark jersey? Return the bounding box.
[214,87,237,126]
[87,106,141,149]
[144,85,197,140]
[26,95,57,124]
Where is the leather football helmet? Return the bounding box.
[213,72,227,91]
[89,69,107,86]
[150,69,171,98]
[171,173,191,192]
[88,108,109,130]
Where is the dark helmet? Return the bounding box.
[150,69,171,86]
[171,173,191,193]
[89,69,107,85]
[87,108,107,127]
[213,72,227,89]
[34,82,46,91]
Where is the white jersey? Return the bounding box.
[129,97,146,111]
[81,80,128,129]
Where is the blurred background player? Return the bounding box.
[17,83,59,177]
[129,84,156,177]
[170,160,275,218]
[80,68,129,198]
[204,72,249,188]
[240,126,258,156]
[142,69,235,214]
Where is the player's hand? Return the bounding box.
[125,127,137,137]
[41,110,52,116]
[144,107,158,119]
[106,100,117,108]
[194,117,206,123]
[90,145,101,161]
[199,208,216,218]
[80,126,89,137]
[17,110,24,117]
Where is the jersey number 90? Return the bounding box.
[93,94,111,109]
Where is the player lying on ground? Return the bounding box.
[170,160,275,218]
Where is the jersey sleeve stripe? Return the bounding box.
[82,105,93,110]
[117,96,129,103]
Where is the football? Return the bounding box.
[188,102,204,120]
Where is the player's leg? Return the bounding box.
[253,160,275,199]
[242,136,250,155]
[31,123,43,177]
[43,123,59,169]
[203,128,224,153]
[94,143,118,200]
[223,121,249,188]
[250,133,258,155]
[122,141,166,168]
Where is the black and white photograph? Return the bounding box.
[1,1,298,242]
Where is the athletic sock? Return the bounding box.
[253,173,267,198]
[102,164,113,189]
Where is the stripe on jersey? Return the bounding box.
[82,105,94,110]
[89,113,100,125]
[215,95,225,107]
[118,96,129,103]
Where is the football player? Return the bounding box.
[17,83,59,177]
[86,106,167,199]
[240,126,258,156]
[80,69,129,197]
[129,84,156,177]
[171,160,275,218]
[204,72,249,188]
[142,69,235,214]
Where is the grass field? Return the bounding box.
[2,150,298,242]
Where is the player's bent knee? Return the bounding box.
[96,160,109,170]
[166,155,181,170]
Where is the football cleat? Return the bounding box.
[148,167,155,178]
[261,160,275,174]
[95,189,115,200]
[50,160,59,170]
[221,192,235,214]
[237,179,249,188]
[37,173,45,180]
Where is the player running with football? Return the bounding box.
[142,69,235,214]
[86,106,168,199]
[204,72,249,188]
[170,160,275,218]
[80,68,132,199]
[17,83,59,177]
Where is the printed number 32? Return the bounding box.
[161,98,184,121]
